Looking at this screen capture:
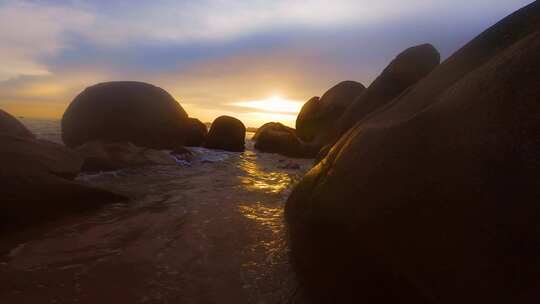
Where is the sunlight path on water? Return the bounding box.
[233,148,310,303]
[0,139,312,304]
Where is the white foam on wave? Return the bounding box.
[189,147,237,163]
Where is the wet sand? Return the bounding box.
[0,143,311,303]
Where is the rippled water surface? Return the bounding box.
[0,119,312,303]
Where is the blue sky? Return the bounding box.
[0,0,533,126]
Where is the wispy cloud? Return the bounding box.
[0,0,534,125]
[0,0,93,80]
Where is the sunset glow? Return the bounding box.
[231,96,303,114]
[0,1,532,127]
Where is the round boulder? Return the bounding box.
[295,97,320,142]
[335,44,440,140]
[296,81,365,144]
[62,81,189,149]
[0,109,34,138]
[184,118,208,147]
[204,116,245,152]
[254,122,309,158]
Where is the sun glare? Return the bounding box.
[231,96,303,114]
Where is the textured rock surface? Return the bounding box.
[286,2,540,303]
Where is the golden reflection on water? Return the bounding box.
[238,203,283,234]
[235,150,297,259]
[234,148,308,300]
[236,151,293,194]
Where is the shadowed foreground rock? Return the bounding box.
[0,112,125,232]
[286,2,540,303]
[204,116,246,152]
[253,122,312,158]
[296,81,365,144]
[62,81,190,149]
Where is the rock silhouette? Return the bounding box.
[285,2,540,303]
[204,116,246,152]
[0,109,34,138]
[62,81,189,149]
[295,97,320,142]
[331,44,440,147]
[0,111,125,232]
[253,122,311,158]
[296,81,365,145]
[185,118,208,147]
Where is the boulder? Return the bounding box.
[295,97,320,142]
[253,122,312,158]
[285,2,540,303]
[62,81,189,149]
[0,164,126,232]
[184,118,208,146]
[3,135,83,179]
[0,111,126,232]
[331,44,440,145]
[76,141,177,172]
[204,116,246,152]
[296,81,365,146]
[0,109,34,138]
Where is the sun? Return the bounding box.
[231,95,303,114]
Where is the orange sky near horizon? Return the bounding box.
[0,85,306,128]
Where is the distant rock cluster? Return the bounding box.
[1,81,247,232]
[62,81,244,153]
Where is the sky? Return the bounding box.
[0,0,533,127]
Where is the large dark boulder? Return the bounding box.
[332,44,440,144]
[204,116,246,152]
[184,118,208,147]
[253,122,312,158]
[286,2,540,303]
[62,81,189,149]
[296,81,365,144]
[0,109,34,138]
[0,112,126,232]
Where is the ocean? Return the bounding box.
[1,118,312,303]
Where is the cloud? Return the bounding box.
[0,0,534,125]
[13,0,534,49]
[0,0,93,80]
